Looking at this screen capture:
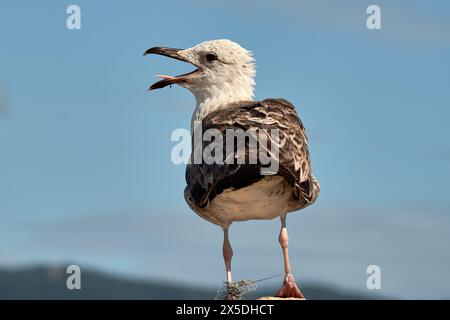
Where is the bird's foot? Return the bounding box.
[275,273,305,299]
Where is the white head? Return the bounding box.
[144,39,256,120]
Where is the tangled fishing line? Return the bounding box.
[215,273,284,300]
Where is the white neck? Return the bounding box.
[190,81,255,126]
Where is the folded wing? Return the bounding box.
[185,98,319,210]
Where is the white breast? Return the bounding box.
[200,176,293,226]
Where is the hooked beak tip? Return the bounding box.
[143,47,159,57]
[143,47,185,60]
[144,46,195,91]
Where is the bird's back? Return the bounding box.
[185,98,319,226]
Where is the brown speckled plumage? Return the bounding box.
[185,98,320,226]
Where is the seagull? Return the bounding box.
[144,39,320,299]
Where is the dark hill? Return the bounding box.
[0,265,380,300]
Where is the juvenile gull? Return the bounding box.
[144,39,320,299]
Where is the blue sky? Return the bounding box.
[0,0,450,298]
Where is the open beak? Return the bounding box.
[143,47,199,90]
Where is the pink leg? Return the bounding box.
[222,226,239,300]
[222,226,233,284]
[275,214,305,299]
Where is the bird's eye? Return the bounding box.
[205,53,218,62]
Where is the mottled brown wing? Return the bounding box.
[185,98,316,209]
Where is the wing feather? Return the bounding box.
[185,98,319,209]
